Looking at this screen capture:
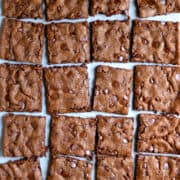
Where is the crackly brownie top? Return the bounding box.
[134,65,180,114]
[132,20,180,65]
[0,18,44,64]
[46,0,88,20]
[46,22,90,64]
[0,64,42,112]
[48,157,92,180]
[92,21,130,62]
[136,155,180,179]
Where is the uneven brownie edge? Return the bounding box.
[48,156,92,180]
[0,158,42,179]
[136,155,180,179]
[3,114,46,157]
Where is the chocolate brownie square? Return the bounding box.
[44,66,90,113]
[0,158,42,179]
[91,0,130,16]
[50,116,96,158]
[0,64,42,112]
[132,20,180,65]
[3,114,46,157]
[97,156,133,180]
[46,22,90,64]
[0,18,44,64]
[48,157,92,180]
[93,66,133,114]
[136,155,180,179]
[137,0,180,18]
[92,20,130,62]
[96,116,133,156]
[2,0,43,19]
[46,0,88,20]
[134,65,180,114]
[137,114,180,154]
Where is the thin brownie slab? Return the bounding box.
[97,156,133,180]
[44,66,90,113]
[3,114,46,157]
[46,0,88,20]
[137,0,180,18]
[91,0,129,16]
[2,0,43,19]
[0,158,42,179]
[92,21,130,62]
[134,65,180,114]
[97,116,133,156]
[136,155,180,179]
[0,18,44,64]
[0,64,42,112]
[50,116,96,158]
[132,20,180,65]
[46,22,90,64]
[93,66,133,114]
[48,157,92,180]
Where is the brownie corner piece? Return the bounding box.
[0,18,44,64]
[93,66,133,114]
[92,20,130,62]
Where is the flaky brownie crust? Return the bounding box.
[0,64,42,112]
[92,21,130,62]
[0,18,44,64]
[46,22,90,64]
[134,65,180,114]
[132,20,180,65]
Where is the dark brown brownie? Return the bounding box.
[132,20,180,65]
[137,0,180,18]
[0,158,42,179]
[92,21,130,62]
[93,66,133,114]
[96,116,133,156]
[137,114,180,154]
[97,156,133,180]
[3,114,46,157]
[50,116,96,158]
[91,0,130,16]
[46,22,90,64]
[0,64,42,112]
[3,0,43,19]
[48,157,92,180]
[0,18,44,64]
[134,65,180,114]
[136,155,180,179]
[44,66,90,114]
[45,0,88,20]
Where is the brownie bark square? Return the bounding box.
[3,114,46,157]
[91,0,130,16]
[97,156,133,180]
[92,21,130,62]
[0,64,42,112]
[0,18,44,64]
[132,20,180,65]
[45,0,88,20]
[134,65,180,114]
[137,114,180,154]
[48,157,92,180]
[50,116,96,158]
[46,22,90,64]
[93,66,133,114]
[136,155,180,180]
[2,0,43,19]
[0,158,42,179]
[44,66,90,113]
[96,116,133,156]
